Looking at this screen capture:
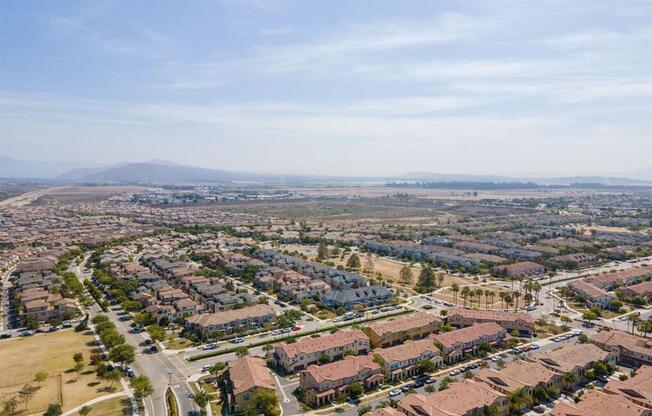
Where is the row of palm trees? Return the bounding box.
[449,280,541,311]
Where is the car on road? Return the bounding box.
[271,330,282,336]
[148,345,158,353]
[389,389,402,397]
[449,369,459,376]
[201,365,212,372]
[292,326,301,331]
[425,377,437,384]
[232,337,245,344]
[401,384,413,392]
[597,375,610,382]
[0,333,11,339]
[280,328,292,334]
[203,343,217,350]
[413,380,425,388]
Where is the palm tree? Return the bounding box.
[461,287,470,308]
[513,291,522,311]
[437,273,445,288]
[508,388,533,413]
[498,292,506,310]
[451,283,460,306]
[489,291,495,310]
[533,282,542,304]
[484,290,490,309]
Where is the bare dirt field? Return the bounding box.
[70,396,133,416]
[0,329,119,415]
[433,283,508,310]
[32,186,147,205]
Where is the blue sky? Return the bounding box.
[1,0,651,177]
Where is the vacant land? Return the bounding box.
[0,329,119,415]
[434,284,507,310]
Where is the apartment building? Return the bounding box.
[431,323,507,363]
[590,329,652,366]
[223,356,276,414]
[274,329,369,373]
[527,343,616,389]
[299,355,383,407]
[184,304,276,338]
[618,281,652,301]
[366,312,441,348]
[373,338,442,381]
[447,307,536,336]
[398,379,509,416]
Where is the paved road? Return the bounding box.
[0,267,15,332]
[73,260,201,416]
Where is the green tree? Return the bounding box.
[109,344,135,367]
[318,353,331,364]
[346,254,361,271]
[235,346,249,357]
[399,265,413,285]
[101,369,122,390]
[358,405,372,415]
[131,376,154,401]
[415,359,436,375]
[416,266,436,293]
[24,315,38,330]
[317,241,329,261]
[78,406,92,416]
[242,389,280,416]
[194,391,210,415]
[147,325,166,342]
[347,382,364,399]
[43,403,62,416]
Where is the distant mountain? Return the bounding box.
[0,155,98,179]
[58,161,266,184]
[397,171,652,186]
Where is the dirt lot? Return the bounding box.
[433,284,507,310]
[0,329,118,415]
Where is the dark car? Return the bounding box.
[0,333,11,339]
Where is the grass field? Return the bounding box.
[70,396,133,416]
[0,329,119,415]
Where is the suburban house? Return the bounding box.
[398,379,509,416]
[431,323,507,363]
[299,355,384,407]
[373,338,443,381]
[320,285,393,310]
[551,389,651,416]
[274,329,370,373]
[590,329,652,366]
[604,364,652,409]
[568,279,616,309]
[222,356,276,414]
[365,312,441,348]
[447,307,536,336]
[184,304,276,338]
[475,361,562,410]
[527,343,616,388]
[618,281,652,301]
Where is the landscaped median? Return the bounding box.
[187,309,413,361]
[165,387,179,416]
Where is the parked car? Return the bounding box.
[389,389,402,397]
[0,333,11,339]
[232,337,245,344]
[203,343,217,350]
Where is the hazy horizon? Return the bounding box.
[2,1,652,178]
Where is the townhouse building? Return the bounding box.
[447,307,536,336]
[568,279,616,309]
[222,356,276,414]
[274,329,369,373]
[551,389,651,416]
[373,338,442,381]
[527,343,616,389]
[604,365,652,409]
[185,304,276,339]
[431,323,507,363]
[590,329,652,366]
[492,261,545,278]
[365,312,441,348]
[475,361,562,410]
[398,379,509,416]
[320,285,393,310]
[299,355,384,407]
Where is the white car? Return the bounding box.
[389,389,402,397]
